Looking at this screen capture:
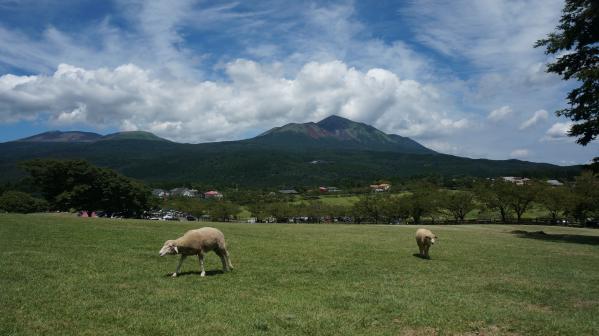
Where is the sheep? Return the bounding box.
[159,227,233,277]
[415,228,437,259]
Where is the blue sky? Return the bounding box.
[0,0,596,164]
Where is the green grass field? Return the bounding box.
[1,214,598,335]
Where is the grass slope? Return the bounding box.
[1,214,598,335]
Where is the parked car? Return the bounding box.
[186,215,197,221]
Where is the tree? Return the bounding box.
[21,159,151,215]
[0,191,48,213]
[442,191,475,223]
[248,202,270,222]
[206,200,240,222]
[161,196,206,218]
[380,196,410,224]
[537,185,574,222]
[535,0,599,145]
[353,195,383,223]
[404,181,439,224]
[475,180,513,223]
[507,183,539,223]
[570,171,599,224]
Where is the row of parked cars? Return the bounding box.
[144,210,197,221]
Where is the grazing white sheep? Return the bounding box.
[159,227,233,277]
[415,228,437,259]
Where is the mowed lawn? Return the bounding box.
[1,214,598,335]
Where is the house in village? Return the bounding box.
[501,177,531,185]
[279,189,299,194]
[546,179,564,187]
[152,189,169,198]
[319,186,341,193]
[170,188,199,197]
[370,183,391,192]
[204,190,223,199]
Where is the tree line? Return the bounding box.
[0,159,153,216]
[1,159,598,227]
[238,176,599,226]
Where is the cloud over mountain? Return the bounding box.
[0,61,467,143]
[0,0,595,164]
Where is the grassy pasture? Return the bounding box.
[1,214,598,335]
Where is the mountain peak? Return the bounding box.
[100,131,169,142]
[251,115,435,154]
[15,130,168,143]
[316,115,354,130]
[18,130,102,142]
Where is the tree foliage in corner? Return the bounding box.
[21,159,152,214]
[0,191,48,213]
[535,0,598,145]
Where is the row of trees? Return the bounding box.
[239,174,599,225]
[1,159,597,227]
[0,159,153,215]
[160,197,241,222]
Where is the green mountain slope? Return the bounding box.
[0,141,579,188]
[100,131,170,142]
[0,115,580,187]
[249,115,435,154]
[17,131,103,142]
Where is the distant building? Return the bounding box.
[319,186,340,193]
[501,177,531,185]
[546,179,564,187]
[370,183,391,192]
[170,188,199,197]
[279,189,299,194]
[183,189,199,197]
[204,190,223,199]
[152,189,169,198]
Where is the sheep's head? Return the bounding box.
[159,240,178,256]
[425,234,437,245]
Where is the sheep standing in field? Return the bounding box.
[159,227,233,277]
[415,228,437,259]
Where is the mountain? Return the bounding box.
[100,131,170,142]
[249,115,435,154]
[18,131,103,142]
[18,130,169,143]
[0,116,580,187]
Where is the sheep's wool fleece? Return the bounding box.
[174,227,226,252]
[415,228,434,244]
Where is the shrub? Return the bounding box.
[0,191,48,213]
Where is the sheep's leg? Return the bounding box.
[173,255,186,277]
[217,251,228,272]
[424,245,430,259]
[217,249,232,272]
[198,253,206,277]
[225,250,233,271]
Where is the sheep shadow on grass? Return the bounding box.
[163,270,226,278]
[412,253,432,260]
[510,230,599,246]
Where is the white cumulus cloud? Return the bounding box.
[488,106,512,122]
[519,109,548,130]
[0,61,468,142]
[543,122,573,141]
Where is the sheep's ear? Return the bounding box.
[174,246,179,254]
